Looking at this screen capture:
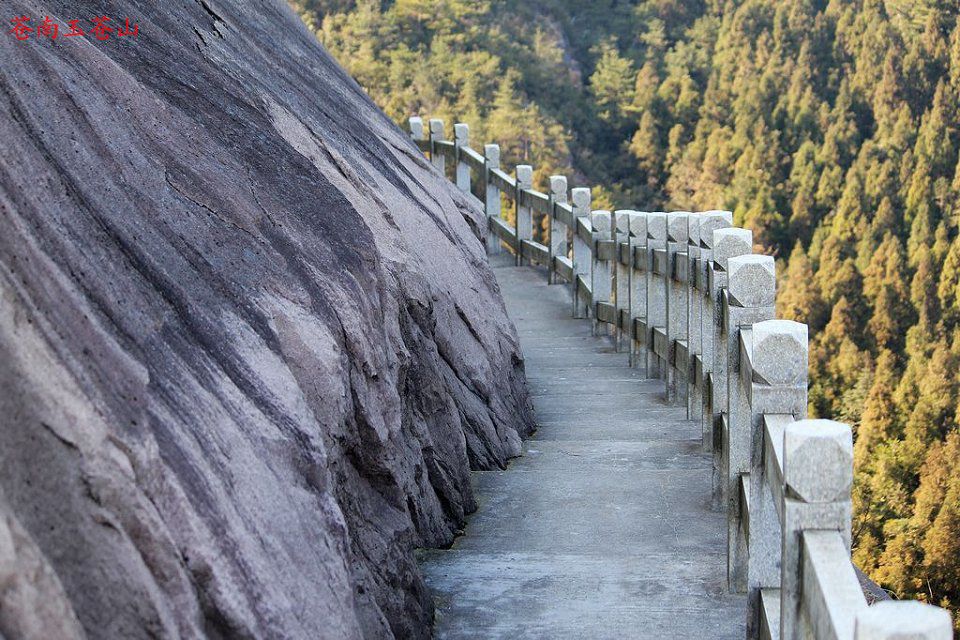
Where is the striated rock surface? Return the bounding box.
[0,1,533,638]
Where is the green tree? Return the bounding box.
[589,40,635,130]
[778,241,826,330]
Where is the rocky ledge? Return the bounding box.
[0,1,533,638]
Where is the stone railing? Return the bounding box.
[409,116,955,640]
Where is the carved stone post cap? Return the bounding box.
[700,211,734,248]
[614,210,636,234]
[713,228,753,269]
[591,210,612,233]
[627,212,648,238]
[409,116,425,140]
[646,212,667,241]
[484,144,500,166]
[727,254,775,307]
[702,209,734,218]
[454,123,469,146]
[549,175,568,198]
[687,212,705,244]
[571,187,592,211]
[784,419,853,504]
[855,601,953,640]
[516,165,534,188]
[751,319,808,385]
[428,118,445,138]
[666,211,690,242]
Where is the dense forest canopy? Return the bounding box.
[293,0,960,626]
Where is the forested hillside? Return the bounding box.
[293,0,960,623]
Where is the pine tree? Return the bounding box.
[630,111,664,188]
[853,349,902,572]
[778,241,826,329]
[589,40,635,130]
[864,234,915,352]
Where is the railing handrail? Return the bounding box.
[409,115,954,640]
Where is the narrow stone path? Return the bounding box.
[420,255,746,639]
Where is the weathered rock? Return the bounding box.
[0,1,533,638]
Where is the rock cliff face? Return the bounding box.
[0,1,533,638]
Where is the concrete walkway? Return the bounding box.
[419,255,747,639]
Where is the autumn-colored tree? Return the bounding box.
[778,241,826,330]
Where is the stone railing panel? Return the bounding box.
[549,175,569,284]
[687,212,705,420]
[782,419,854,640]
[515,165,534,266]
[483,144,502,254]
[591,210,614,335]
[744,320,809,637]
[572,187,593,318]
[698,211,734,449]
[429,118,446,173]
[645,212,668,378]
[724,254,776,593]
[710,228,754,505]
[454,122,471,192]
[628,212,648,370]
[614,210,633,351]
[665,211,690,404]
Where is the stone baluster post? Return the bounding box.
[698,211,733,449]
[591,210,613,336]
[614,210,633,351]
[628,212,648,370]
[709,228,753,504]
[549,176,568,284]
[665,212,690,404]
[854,601,952,640]
[645,213,667,378]
[515,165,534,266]
[429,118,445,174]
[723,253,776,593]
[484,144,502,254]
[454,123,471,193]
[781,419,854,639]
[744,320,808,637]
[409,116,425,143]
[686,212,704,419]
[572,188,592,318]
